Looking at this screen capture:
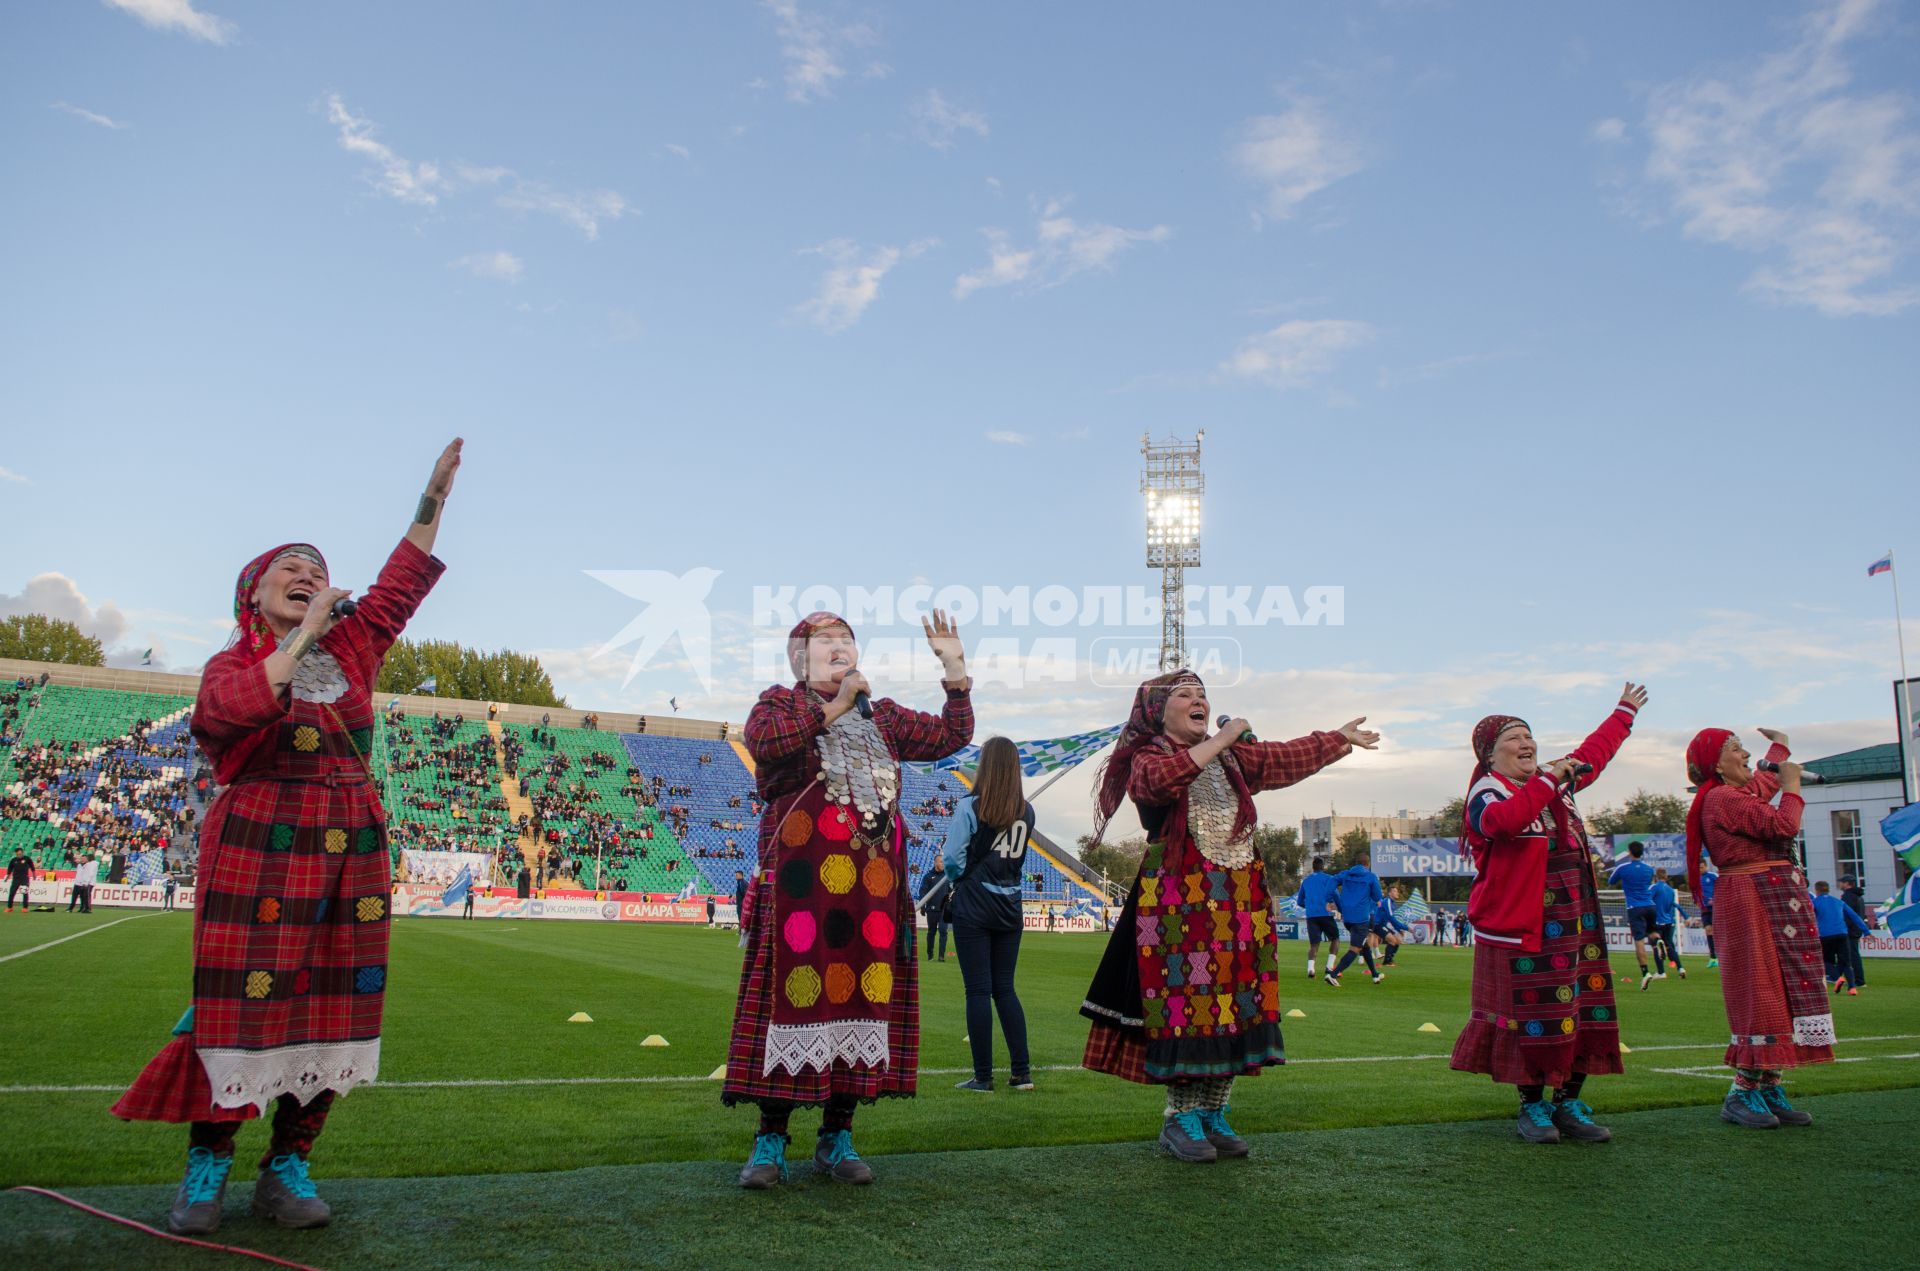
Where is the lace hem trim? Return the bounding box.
[1791,1013,1836,1049]
[199,1040,381,1113]
[761,1020,890,1077]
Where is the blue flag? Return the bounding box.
[416,675,438,694]
[440,863,472,911]
[1884,873,1920,939]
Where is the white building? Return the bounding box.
[1797,742,1911,906]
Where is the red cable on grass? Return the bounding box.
[8,1185,325,1271]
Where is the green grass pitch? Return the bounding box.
[2,909,1916,1268]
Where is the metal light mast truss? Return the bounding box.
[1141,432,1205,674]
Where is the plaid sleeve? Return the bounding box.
[1744,742,1790,803]
[192,653,288,746]
[345,538,446,662]
[877,686,975,762]
[745,684,827,764]
[1127,743,1199,806]
[1231,730,1350,793]
[1710,785,1805,844]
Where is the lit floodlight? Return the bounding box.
[1140,433,1205,672]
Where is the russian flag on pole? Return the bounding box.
[1868,554,1892,577]
[1881,802,1920,872]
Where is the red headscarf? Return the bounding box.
[787,611,854,682]
[226,543,327,666]
[1460,714,1528,849]
[1683,727,1734,908]
[1087,670,1254,847]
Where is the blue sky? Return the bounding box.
[4,0,1917,839]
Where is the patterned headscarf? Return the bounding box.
[788,611,854,682]
[1460,714,1529,849]
[228,543,327,665]
[1683,727,1735,907]
[1088,669,1210,846]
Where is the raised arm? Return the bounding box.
[341,539,447,664]
[1745,735,1791,803]
[1566,683,1648,792]
[403,438,462,560]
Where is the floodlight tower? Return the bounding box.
[1141,431,1205,673]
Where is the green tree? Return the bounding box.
[1587,789,1686,835]
[0,614,104,666]
[1433,797,1465,838]
[1075,833,1146,891]
[376,638,568,708]
[1331,825,1373,871]
[1254,824,1306,894]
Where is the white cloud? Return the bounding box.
[0,466,27,483]
[325,94,445,206]
[1222,318,1375,389]
[103,0,234,45]
[954,199,1170,298]
[1590,116,1628,144]
[450,251,524,282]
[911,89,989,149]
[1233,101,1364,220]
[52,102,128,130]
[985,430,1028,445]
[321,100,628,239]
[764,0,877,104]
[1632,0,1920,315]
[665,143,691,160]
[495,182,628,241]
[796,238,934,332]
[1,573,129,648]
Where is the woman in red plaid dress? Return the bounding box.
[1685,726,1831,1129]
[1079,670,1375,1163]
[726,610,972,1188]
[115,439,462,1234]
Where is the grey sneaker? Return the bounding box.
[1010,1075,1036,1092]
[1759,1084,1813,1127]
[737,1132,788,1189]
[954,1077,994,1092]
[168,1147,233,1235]
[1721,1087,1781,1129]
[1197,1106,1250,1158]
[814,1129,874,1184]
[1516,1100,1562,1144]
[1550,1098,1612,1142]
[1158,1110,1218,1163]
[252,1153,332,1229]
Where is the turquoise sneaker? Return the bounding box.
[1197,1105,1249,1158]
[1720,1085,1780,1129]
[1158,1110,1217,1163]
[1516,1100,1561,1144]
[814,1129,873,1184]
[737,1131,789,1189]
[253,1153,331,1228]
[168,1147,233,1235]
[1550,1098,1612,1142]
[1759,1084,1813,1126]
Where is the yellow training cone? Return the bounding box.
[1416,1022,1441,1033]
[1619,1043,1632,1054]
[1286,1008,1307,1019]
[708,1066,726,1080]
[568,1012,593,1023]
[641,1034,670,1047]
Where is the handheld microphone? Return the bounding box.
[854,691,872,720]
[1758,760,1824,784]
[1559,761,1595,786]
[1216,714,1256,743]
[331,597,358,619]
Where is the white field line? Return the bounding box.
[1651,1052,1920,1081]
[8,1035,1919,1095]
[0,912,167,965]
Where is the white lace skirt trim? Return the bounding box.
[1792,1013,1836,1049]
[200,1039,381,1113]
[761,1020,889,1077]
